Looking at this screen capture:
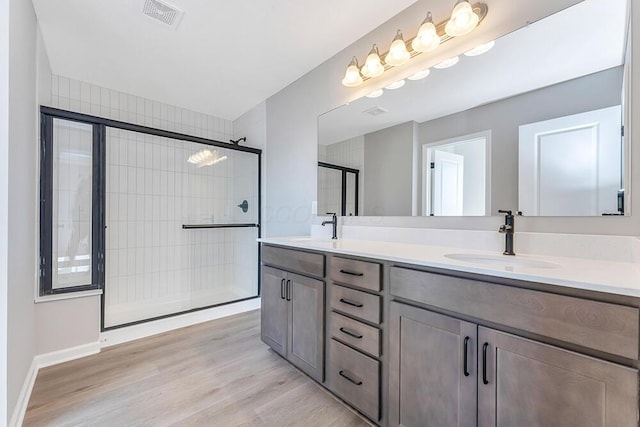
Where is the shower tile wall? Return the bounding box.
[318,136,364,215]
[47,75,259,327]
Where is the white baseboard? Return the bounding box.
[8,359,37,427]
[100,297,261,348]
[35,341,101,369]
[9,341,101,427]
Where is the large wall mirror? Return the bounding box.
[317,0,630,217]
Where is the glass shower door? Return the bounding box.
[104,127,259,328]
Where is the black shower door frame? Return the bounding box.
[40,106,262,331]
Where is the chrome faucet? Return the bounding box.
[498,209,515,256]
[322,212,338,240]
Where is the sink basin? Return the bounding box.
[444,253,560,269]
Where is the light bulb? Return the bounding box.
[341,56,363,87]
[384,30,411,67]
[408,69,431,81]
[464,40,495,56]
[385,80,405,90]
[366,89,384,98]
[445,0,479,37]
[361,45,384,78]
[411,12,441,53]
[434,56,459,69]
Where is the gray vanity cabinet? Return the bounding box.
[261,265,289,357]
[261,246,326,382]
[388,302,477,427]
[390,301,639,427]
[388,266,640,427]
[478,327,638,427]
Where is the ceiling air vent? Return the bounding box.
[142,0,184,30]
[363,107,388,117]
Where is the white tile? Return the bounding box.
[51,75,59,96]
[99,87,109,107]
[58,76,70,98]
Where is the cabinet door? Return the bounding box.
[288,272,325,382]
[389,302,477,427]
[260,266,288,357]
[478,326,639,427]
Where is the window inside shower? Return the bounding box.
[39,107,261,329]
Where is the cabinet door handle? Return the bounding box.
[339,370,363,386]
[280,278,286,300]
[482,342,489,385]
[463,336,470,377]
[339,298,363,308]
[339,327,363,339]
[286,280,291,301]
[339,269,364,277]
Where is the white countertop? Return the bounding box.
[259,237,640,298]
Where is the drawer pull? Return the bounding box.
[339,269,364,277]
[280,278,286,300]
[286,279,291,301]
[482,342,489,385]
[339,370,363,386]
[339,298,363,308]
[463,336,470,377]
[339,327,363,339]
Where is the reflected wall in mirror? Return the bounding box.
[317,0,630,217]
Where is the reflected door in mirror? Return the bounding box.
[519,105,622,216]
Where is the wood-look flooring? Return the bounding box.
[24,310,369,427]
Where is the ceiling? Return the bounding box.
[31,0,418,120]
[319,0,628,145]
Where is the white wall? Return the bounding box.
[0,0,9,420]
[6,0,38,422]
[264,0,640,236]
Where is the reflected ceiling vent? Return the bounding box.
[363,106,388,117]
[143,0,184,30]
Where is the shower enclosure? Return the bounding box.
[40,107,261,330]
[104,128,260,328]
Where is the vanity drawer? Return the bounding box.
[328,338,380,421]
[330,285,381,325]
[390,266,640,360]
[262,245,325,278]
[329,312,381,358]
[330,257,381,292]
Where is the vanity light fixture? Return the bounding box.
[464,40,495,56]
[408,69,431,80]
[411,12,441,53]
[445,0,480,37]
[385,30,411,66]
[341,56,363,87]
[434,56,459,69]
[361,45,385,78]
[385,80,406,90]
[366,89,385,98]
[340,2,487,88]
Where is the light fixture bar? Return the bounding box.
[359,2,488,83]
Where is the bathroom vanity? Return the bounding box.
[259,238,640,427]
